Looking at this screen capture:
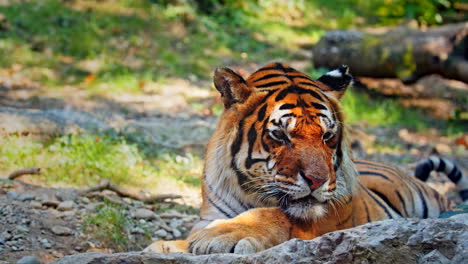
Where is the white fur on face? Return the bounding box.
[274,173,311,200]
[284,202,328,221]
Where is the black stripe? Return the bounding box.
[396,191,408,216]
[275,85,324,102]
[256,81,288,88]
[310,102,327,110]
[231,120,249,187]
[279,104,296,110]
[415,185,429,218]
[369,189,403,216]
[206,194,234,218]
[206,183,247,213]
[437,158,446,172]
[361,184,394,219]
[358,171,393,182]
[253,73,288,83]
[448,167,462,183]
[460,189,468,201]
[257,104,267,122]
[363,200,371,222]
[290,75,314,82]
[297,81,320,88]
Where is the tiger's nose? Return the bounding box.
[304,175,327,189]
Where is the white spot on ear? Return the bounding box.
[325,69,343,77]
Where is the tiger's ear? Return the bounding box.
[214,67,253,109]
[317,65,353,100]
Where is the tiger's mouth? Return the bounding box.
[277,191,330,220]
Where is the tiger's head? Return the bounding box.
[206,63,357,221]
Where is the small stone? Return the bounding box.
[30,201,43,209]
[80,197,90,204]
[132,208,156,220]
[18,193,36,201]
[57,201,75,211]
[131,227,145,234]
[1,231,12,241]
[139,219,146,224]
[6,191,19,200]
[16,225,29,233]
[169,219,184,229]
[55,188,78,201]
[42,200,60,207]
[51,226,73,236]
[16,256,41,264]
[172,228,182,238]
[154,229,168,238]
[40,238,52,249]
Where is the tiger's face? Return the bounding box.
[212,63,355,221]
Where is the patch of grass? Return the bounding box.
[82,202,142,251]
[340,87,466,136]
[0,133,203,188]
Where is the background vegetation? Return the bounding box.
[0,0,465,189]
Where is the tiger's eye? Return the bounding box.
[323,131,334,141]
[270,129,288,142]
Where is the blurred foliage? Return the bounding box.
[0,134,203,187]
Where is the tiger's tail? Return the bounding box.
[415,156,468,202]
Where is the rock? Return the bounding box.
[154,229,168,238]
[1,231,12,241]
[51,226,73,236]
[55,189,79,202]
[30,201,43,209]
[132,208,156,220]
[172,228,182,238]
[41,238,53,249]
[57,201,75,211]
[18,193,36,201]
[16,256,41,264]
[6,191,19,200]
[16,225,29,233]
[169,219,184,229]
[51,218,468,264]
[42,200,60,207]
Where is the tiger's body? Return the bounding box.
[145,63,465,255]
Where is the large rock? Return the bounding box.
[52,217,468,264]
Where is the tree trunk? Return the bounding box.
[312,23,468,83]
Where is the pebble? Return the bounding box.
[154,229,168,238]
[1,231,12,241]
[172,228,182,238]
[57,200,75,211]
[80,197,90,204]
[16,225,30,233]
[131,227,145,234]
[18,193,36,202]
[16,256,41,264]
[51,226,73,236]
[42,200,60,207]
[30,201,43,209]
[133,208,156,220]
[169,219,184,229]
[6,191,19,200]
[40,238,52,249]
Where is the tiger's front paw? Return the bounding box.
[143,240,188,253]
[188,219,272,255]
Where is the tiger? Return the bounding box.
[144,63,467,255]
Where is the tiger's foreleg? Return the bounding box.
[187,207,292,254]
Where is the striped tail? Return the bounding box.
[415,156,468,202]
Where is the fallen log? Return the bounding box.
[8,167,41,180]
[312,22,468,82]
[79,179,182,203]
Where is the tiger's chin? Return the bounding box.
[281,196,328,221]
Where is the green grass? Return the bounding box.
[0,133,203,188]
[82,202,149,251]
